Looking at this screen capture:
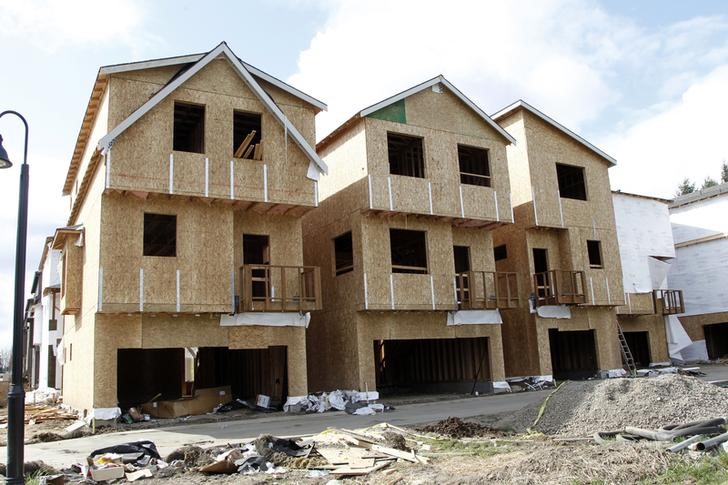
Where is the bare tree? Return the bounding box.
[0,347,11,373]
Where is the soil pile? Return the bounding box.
[419,417,495,438]
[536,374,728,436]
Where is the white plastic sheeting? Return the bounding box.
[446,310,502,326]
[536,305,571,319]
[283,390,380,413]
[665,314,709,361]
[86,407,122,424]
[220,312,310,328]
[492,381,512,393]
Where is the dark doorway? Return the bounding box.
[117,348,185,407]
[548,329,598,380]
[243,234,270,299]
[453,246,471,303]
[196,346,288,404]
[533,248,549,300]
[623,331,651,368]
[47,345,56,388]
[373,337,491,395]
[704,322,728,359]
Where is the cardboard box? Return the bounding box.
[141,386,231,418]
[91,466,125,481]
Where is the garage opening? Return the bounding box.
[704,322,728,360]
[117,348,185,408]
[548,329,598,380]
[196,346,288,405]
[373,337,491,395]
[117,346,288,408]
[623,331,651,368]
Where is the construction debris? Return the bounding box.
[0,403,77,425]
[283,389,390,414]
[418,416,497,439]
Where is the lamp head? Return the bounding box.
[0,134,12,169]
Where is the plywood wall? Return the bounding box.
[107,59,316,207]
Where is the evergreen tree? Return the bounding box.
[721,161,728,184]
[675,178,696,196]
[702,176,718,189]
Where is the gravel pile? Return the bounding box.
[536,374,728,436]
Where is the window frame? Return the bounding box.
[173,101,206,154]
[143,213,178,258]
[457,144,491,187]
[387,132,426,178]
[556,163,588,201]
[587,240,603,269]
[389,228,429,274]
[333,231,354,276]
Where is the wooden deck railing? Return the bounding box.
[455,271,520,309]
[654,289,685,315]
[239,264,322,312]
[533,270,586,306]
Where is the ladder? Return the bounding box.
[617,324,637,377]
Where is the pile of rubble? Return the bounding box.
[17,423,429,482]
[284,389,392,415]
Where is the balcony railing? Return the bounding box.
[533,270,586,306]
[239,264,321,312]
[455,271,520,309]
[654,289,684,315]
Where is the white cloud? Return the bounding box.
[605,65,728,198]
[289,0,639,139]
[0,0,146,51]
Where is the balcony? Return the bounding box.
[533,270,586,306]
[616,292,656,315]
[654,289,684,315]
[455,271,520,309]
[239,265,321,312]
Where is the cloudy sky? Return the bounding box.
[1,0,728,347]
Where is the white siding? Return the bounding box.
[613,193,674,292]
[669,238,728,316]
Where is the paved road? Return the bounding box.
[5,390,548,468]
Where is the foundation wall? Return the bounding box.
[107,59,316,206]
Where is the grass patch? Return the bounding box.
[653,452,728,485]
[427,437,513,458]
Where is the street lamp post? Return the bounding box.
[0,110,30,484]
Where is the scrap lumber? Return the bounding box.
[234,130,256,158]
[253,143,261,160]
[330,461,390,476]
[242,144,255,159]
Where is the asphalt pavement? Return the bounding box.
[3,389,548,468]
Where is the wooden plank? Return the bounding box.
[234,130,256,158]
[242,144,255,159]
[253,143,261,161]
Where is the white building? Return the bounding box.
[612,191,677,366]
[668,182,728,361]
[26,237,64,390]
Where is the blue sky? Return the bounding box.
[1,0,728,347]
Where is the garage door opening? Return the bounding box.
[704,322,728,360]
[374,337,491,395]
[548,329,598,380]
[117,348,185,408]
[196,346,288,405]
[623,331,651,368]
[117,346,288,408]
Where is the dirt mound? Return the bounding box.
[535,374,728,437]
[419,417,494,438]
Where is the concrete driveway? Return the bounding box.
[3,390,548,468]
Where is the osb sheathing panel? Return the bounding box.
[355,311,506,389]
[61,241,83,313]
[306,307,361,391]
[228,325,308,396]
[616,292,655,315]
[617,314,669,362]
[451,227,495,272]
[361,214,457,310]
[99,194,233,313]
[70,88,109,207]
[362,88,511,222]
[318,119,368,201]
[498,111,533,208]
[60,312,96,411]
[108,59,315,206]
[678,311,728,341]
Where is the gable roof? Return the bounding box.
[492,99,616,166]
[65,42,327,194]
[317,75,516,152]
